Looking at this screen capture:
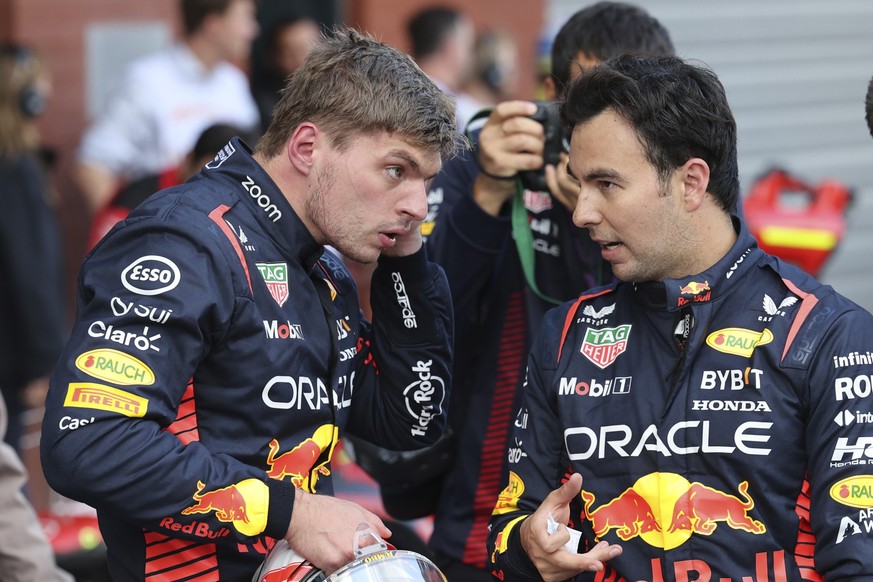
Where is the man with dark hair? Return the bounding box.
[75,0,261,213]
[488,52,873,581]
[394,4,674,580]
[406,5,478,132]
[42,26,459,581]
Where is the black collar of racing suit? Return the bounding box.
[633,215,764,312]
[203,136,325,273]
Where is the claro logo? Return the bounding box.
[241,175,281,222]
[121,256,180,296]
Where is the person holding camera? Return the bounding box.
[384,4,675,580]
[489,50,873,582]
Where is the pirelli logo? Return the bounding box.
[63,383,148,417]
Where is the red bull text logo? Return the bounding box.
[581,473,765,550]
[678,281,711,306]
[581,325,632,369]
[181,478,268,536]
[266,424,337,493]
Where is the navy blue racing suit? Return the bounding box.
[488,217,873,581]
[41,138,453,581]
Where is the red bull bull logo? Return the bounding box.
[678,280,712,306]
[181,478,269,536]
[581,473,766,550]
[679,280,710,295]
[266,424,338,493]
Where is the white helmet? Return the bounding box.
[254,526,445,582]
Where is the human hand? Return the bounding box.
[379,221,423,258]
[519,473,622,582]
[472,101,543,216]
[545,152,581,212]
[285,489,392,574]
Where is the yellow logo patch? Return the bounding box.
[63,383,148,417]
[830,475,873,508]
[706,328,774,357]
[75,349,155,386]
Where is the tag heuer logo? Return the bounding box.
[580,325,631,369]
[256,262,289,306]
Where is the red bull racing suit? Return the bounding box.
[40,138,453,581]
[488,217,873,581]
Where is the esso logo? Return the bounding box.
[121,255,181,296]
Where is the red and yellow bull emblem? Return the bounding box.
[706,328,774,358]
[678,280,712,306]
[581,473,765,550]
[266,424,338,493]
[181,478,269,536]
[580,325,631,369]
[679,280,710,295]
[830,475,873,508]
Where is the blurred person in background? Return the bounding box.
[0,42,74,582]
[462,29,521,113]
[0,43,67,454]
[406,5,480,132]
[87,122,258,249]
[74,0,260,214]
[251,15,321,133]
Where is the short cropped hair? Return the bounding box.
[551,2,674,96]
[256,26,460,162]
[562,54,739,213]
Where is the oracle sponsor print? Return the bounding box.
[565,420,772,460]
[558,376,631,397]
[257,262,289,307]
[88,320,162,352]
[75,348,155,386]
[403,359,444,438]
[391,272,417,329]
[830,475,873,508]
[179,478,269,537]
[706,327,773,358]
[580,324,631,369]
[63,382,148,417]
[261,375,331,411]
[835,373,873,401]
[121,255,180,296]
